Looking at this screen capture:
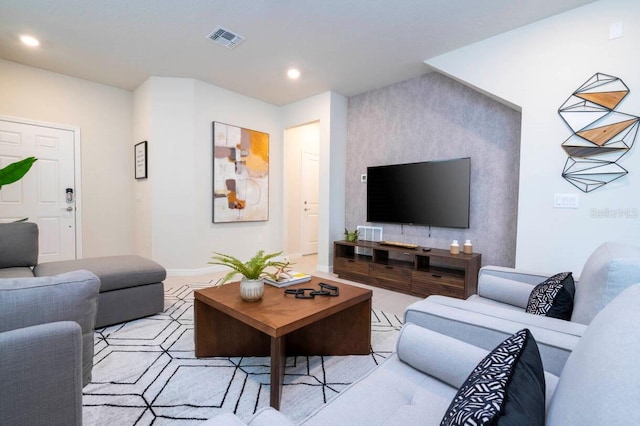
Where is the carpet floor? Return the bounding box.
[83,283,403,425]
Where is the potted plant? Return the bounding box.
[0,157,37,190]
[209,250,288,302]
[344,228,359,242]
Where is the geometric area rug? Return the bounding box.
[83,283,403,425]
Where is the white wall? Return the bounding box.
[0,61,348,272]
[281,92,348,272]
[137,77,283,272]
[138,83,347,273]
[0,59,134,257]
[132,79,152,258]
[427,0,640,275]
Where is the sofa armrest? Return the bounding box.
[404,299,583,376]
[396,323,489,388]
[397,323,561,412]
[478,266,553,308]
[0,321,83,426]
[0,270,101,385]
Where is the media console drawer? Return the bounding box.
[411,270,464,298]
[333,257,369,281]
[369,264,411,293]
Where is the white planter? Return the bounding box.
[240,278,264,302]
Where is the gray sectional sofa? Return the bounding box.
[0,221,168,425]
[202,241,640,425]
[1,270,101,426]
[0,221,166,327]
[203,283,640,425]
[404,241,640,375]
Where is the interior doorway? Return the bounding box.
[284,122,320,257]
[300,150,319,254]
[0,116,81,261]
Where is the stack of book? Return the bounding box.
[264,271,312,288]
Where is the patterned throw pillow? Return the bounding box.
[440,329,546,426]
[525,272,575,320]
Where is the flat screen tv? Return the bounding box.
[366,158,470,228]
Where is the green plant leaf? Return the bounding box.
[0,157,37,189]
[208,250,285,285]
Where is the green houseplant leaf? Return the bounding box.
[209,250,287,286]
[0,157,37,189]
[344,228,359,242]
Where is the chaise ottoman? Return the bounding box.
[34,255,166,328]
[1,222,167,328]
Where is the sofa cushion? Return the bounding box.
[440,329,545,426]
[0,270,101,386]
[525,272,575,320]
[397,323,488,389]
[300,353,455,425]
[0,222,38,268]
[34,255,166,292]
[0,267,35,278]
[571,242,640,324]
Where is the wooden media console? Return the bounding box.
[333,240,481,299]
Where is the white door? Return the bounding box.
[0,119,78,262]
[300,151,319,255]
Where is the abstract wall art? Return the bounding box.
[212,122,269,222]
[558,73,639,192]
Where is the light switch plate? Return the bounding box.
[610,21,624,39]
[554,193,579,209]
[360,174,367,183]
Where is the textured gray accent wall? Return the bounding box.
[346,72,521,267]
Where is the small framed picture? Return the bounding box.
[135,141,148,179]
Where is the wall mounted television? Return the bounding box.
[366,157,471,229]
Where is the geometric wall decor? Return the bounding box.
[212,122,269,222]
[558,73,639,192]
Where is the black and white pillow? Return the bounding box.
[440,329,546,426]
[525,272,575,320]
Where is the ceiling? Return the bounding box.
[0,0,597,106]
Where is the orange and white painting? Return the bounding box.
[212,122,269,222]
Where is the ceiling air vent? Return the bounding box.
[206,26,245,49]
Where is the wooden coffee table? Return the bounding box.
[194,276,372,409]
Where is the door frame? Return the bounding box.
[283,121,320,259]
[0,115,83,258]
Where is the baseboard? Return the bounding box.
[318,264,331,274]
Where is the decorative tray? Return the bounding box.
[379,241,419,249]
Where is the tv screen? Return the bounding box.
[366,158,470,228]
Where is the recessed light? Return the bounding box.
[287,68,300,79]
[20,35,40,47]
